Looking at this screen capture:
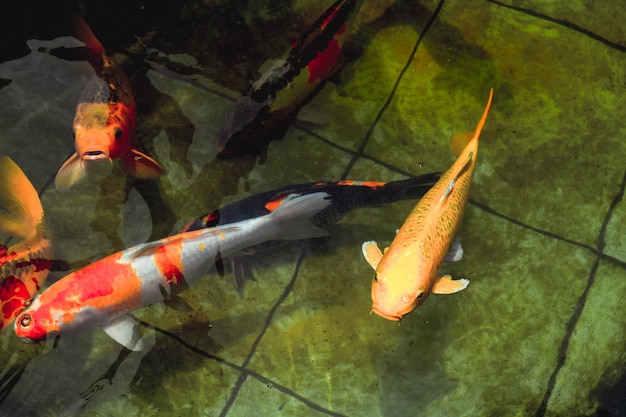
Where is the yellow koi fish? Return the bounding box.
[362,89,493,321]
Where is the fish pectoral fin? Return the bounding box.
[432,275,470,294]
[164,294,194,312]
[55,153,85,191]
[101,314,144,351]
[120,149,163,180]
[296,102,330,125]
[444,238,464,263]
[362,241,383,270]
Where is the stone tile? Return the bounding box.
[493,0,626,47]
[228,375,338,416]
[545,260,626,416]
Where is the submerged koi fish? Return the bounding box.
[0,157,53,331]
[181,173,440,295]
[217,0,363,158]
[55,16,162,190]
[15,192,332,350]
[362,89,494,321]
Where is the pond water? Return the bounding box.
[0,0,625,416]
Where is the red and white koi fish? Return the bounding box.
[0,157,53,332]
[14,192,332,350]
[217,0,363,158]
[55,16,162,190]
[362,89,493,321]
[181,173,440,295]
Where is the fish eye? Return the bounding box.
[114,127,123,140]
[19,315,32,328]
[373,273,378,282]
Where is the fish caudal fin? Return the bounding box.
[0,157,44,240]
[55,153,86,191]
[269,192,332,240]
[362,241,383,270]
[450,88,494,156]
[71,16,105,72]
[119,149,163,180]
[432,275,470,294]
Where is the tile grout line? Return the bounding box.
[216,249,345,417]
[534,167,626,416]
[340,0,446,180]
[486,0,626,53]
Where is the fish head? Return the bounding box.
[13,298,59,343]
[371,261,431,321]
[73,102,134,161]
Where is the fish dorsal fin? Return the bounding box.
[128,226,241,260]
[439,152,474,203]
[450,88,494,157]
[450,131,473,157]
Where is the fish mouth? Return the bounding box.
[81,150,109,161]
[371,305,402,321]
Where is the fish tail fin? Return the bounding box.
[450,88,494,156]
[269,192,333,240]
[381,173,442,202]
[71,16,105,71]
[0,157,44,240]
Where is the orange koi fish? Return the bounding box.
[14,192,332,350]
[0,157,53,331]
[217,0,363,158]
[362,89,493,321]
[55,16,162,190]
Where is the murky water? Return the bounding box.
[1,1,626,416]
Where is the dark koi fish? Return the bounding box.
[0,156,53,332]
[217,0,363,158]
[55,16,162,190]
[180,172,440,294]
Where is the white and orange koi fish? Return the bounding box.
[55,16,162,190]
[14,192,331,350]
[362,89,493,321]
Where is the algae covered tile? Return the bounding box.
[544,260,626,416]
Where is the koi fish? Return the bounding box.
[217,0,363,158]
[0,156,53,332]
[181,173,440,295]
[14,192,332,350]
[362,89,494,321]
[55,16,162,190]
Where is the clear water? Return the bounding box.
[1,0,625,416]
